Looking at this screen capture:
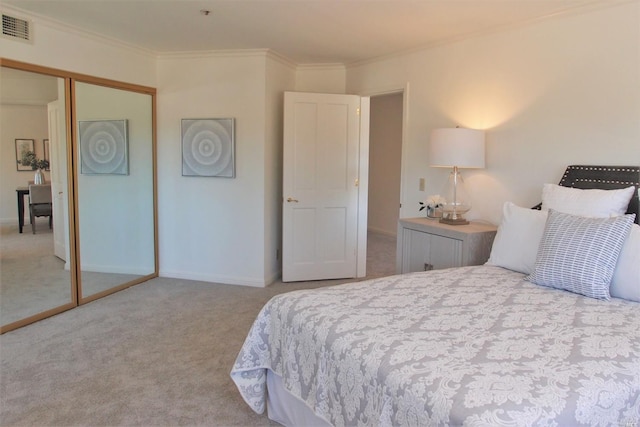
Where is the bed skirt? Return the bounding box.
[266,370,332,427]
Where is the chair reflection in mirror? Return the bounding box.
[28,184,52,234]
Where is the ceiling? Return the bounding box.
[3,0,628,64]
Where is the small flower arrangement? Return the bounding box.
[419,194,445,211]
[18,151,49,170]
[420,194,445,218]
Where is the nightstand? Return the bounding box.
[396,218,497,274]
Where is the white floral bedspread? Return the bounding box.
[230,266,640,426]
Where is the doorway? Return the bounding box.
[282,92,363,282]
[366,92,404,277]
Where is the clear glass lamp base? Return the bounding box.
[439,214,469,225]
[439,169,471,225]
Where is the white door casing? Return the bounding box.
[282,92,367,282]
[48,98,69,263]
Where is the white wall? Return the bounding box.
[296,64,346,93]
[347,2,640,225]
[0,104,50,223]
[1,69,59,225]
[265,57,296,283]
[156,52,295,286]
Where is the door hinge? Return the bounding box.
[356,107,360,116]
[354,178,359,187]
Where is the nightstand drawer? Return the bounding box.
[396,218,497,274]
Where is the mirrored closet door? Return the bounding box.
[0,65,74,329]
[74,81,156,302]
[0,59,158,333]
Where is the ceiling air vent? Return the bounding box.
[2,13,32,43]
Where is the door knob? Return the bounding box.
[286,197,299,203]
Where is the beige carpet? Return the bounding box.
[1,223,147,325]
[0,231,396,426]
[0,222,71,325]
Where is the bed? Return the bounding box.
[231,165,640,426]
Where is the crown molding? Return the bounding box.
[296,63,346,72]
[347,0,634,69]
[265,50,298,69]
[7,0,627,72]
[157,48,301,70]
[156,48,269,61]
[1,3,334,71]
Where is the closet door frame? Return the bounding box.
[0,58,158,333]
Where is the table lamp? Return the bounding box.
[428,127,485,225]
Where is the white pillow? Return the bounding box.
[525,210,635,300]
[610,224,640,302]
[541,183,635,218]
[486,202,548,274]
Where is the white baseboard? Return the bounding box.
[81,263,154,276]
[159,269,270,288]
[265,270,281,286]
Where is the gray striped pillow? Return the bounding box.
[525,210,635,300]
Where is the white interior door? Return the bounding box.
[48,97,69,263]
[282,91,366,282]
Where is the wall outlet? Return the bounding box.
[419,178,425,191]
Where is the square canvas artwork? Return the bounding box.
[182,118,235,178]
[78,120,129,175]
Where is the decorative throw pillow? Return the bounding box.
[610,224,640,302]
[486,202,548,275]
[525,210,635,300]
[541,183,635,218]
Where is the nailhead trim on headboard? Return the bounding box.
[559,165,639,224]
[560,165,640,187]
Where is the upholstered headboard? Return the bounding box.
[539,165,639,224]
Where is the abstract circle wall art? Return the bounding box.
[181,118,235,178]
[79,120,129,175]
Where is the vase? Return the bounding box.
[426,206,443,219]
[34,169,45,185]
